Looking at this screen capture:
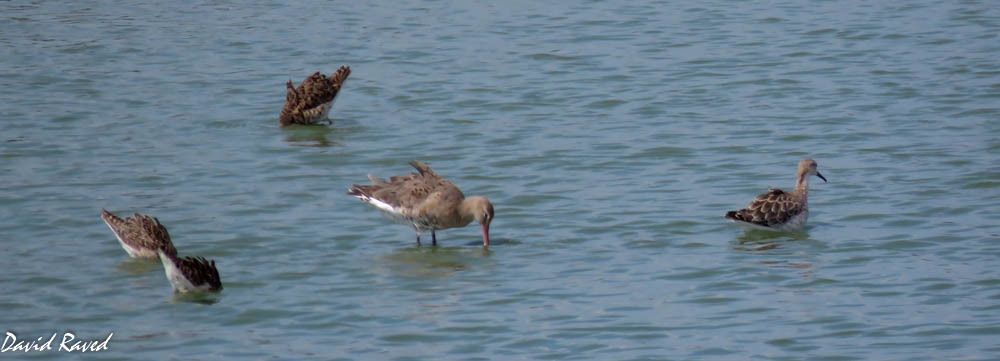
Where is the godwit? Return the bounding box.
[348,161,494,247]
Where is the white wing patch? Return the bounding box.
[353,194,431,230]
[355,194,400,214]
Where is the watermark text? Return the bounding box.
[2,331,112,353]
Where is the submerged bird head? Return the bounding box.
[463,196,494,247]
[797,157,827,186]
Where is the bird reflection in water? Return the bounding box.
[281,126,340,147]
[375,246,493,278]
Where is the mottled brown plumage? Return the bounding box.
[157,247,222,293]
[348,161,495,246]
[279,65,351,126]
[100,209,178,258]
[725,158,827,231]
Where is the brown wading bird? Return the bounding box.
[100,209,178,258]
[100,209,221,292]
[348,161,495,247]
[157,245,222,293]
[278,65,351,126]
[724,157,827,231]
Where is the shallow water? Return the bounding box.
[2,0,999,360]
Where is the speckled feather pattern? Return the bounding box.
[279,65,351,126]
[724,188,808,231]
[725,158,825,231]
[158,250,222,293]
[100,209,178,258]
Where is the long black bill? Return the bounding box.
[816,171,827,182]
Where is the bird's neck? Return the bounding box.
[795,173,810,192]
[456,198,480,225]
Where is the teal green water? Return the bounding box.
[2,1,999,360]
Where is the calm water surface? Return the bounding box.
[2,0,999,360]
